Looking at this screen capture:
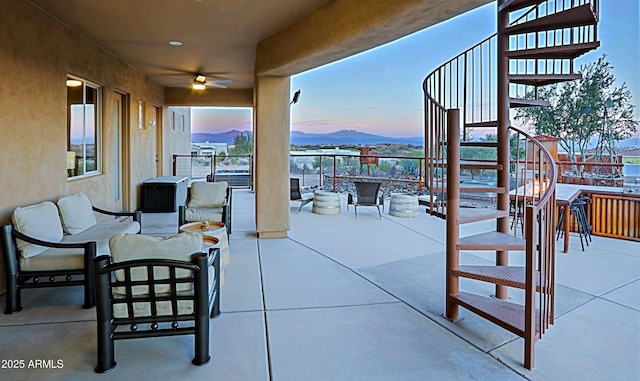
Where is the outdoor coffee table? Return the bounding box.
[180,221,230,266]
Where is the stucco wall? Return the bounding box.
[0,0,191,293]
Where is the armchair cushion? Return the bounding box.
[57,192,97,235]
[183,207,224,223]
[188,181,228,208]
[12,201,64,258]
[109,232,203,295]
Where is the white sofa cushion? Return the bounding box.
[12,201,64,258]
[57,192,97,235]
[188,181,227,208]
[19,218,140,272]
[20,247,85,272]
[109,232,203,295]
[61,220,140,256]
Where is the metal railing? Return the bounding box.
[174,153,429,195]
[289,153,425,195]
[173,154,253,187]
[423,0,599,139]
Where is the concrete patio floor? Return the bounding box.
[0,189,638,380]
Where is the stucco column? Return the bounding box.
[254,75,291,238]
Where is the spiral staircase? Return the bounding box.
[422,0,600,369]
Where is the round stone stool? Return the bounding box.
[389,193,419,218]
[312,191,341,215]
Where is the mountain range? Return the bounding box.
[192,129,640,151]
[192,129,424,146]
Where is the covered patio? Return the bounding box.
[1,189,638,380]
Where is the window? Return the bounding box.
[67,75,101,178]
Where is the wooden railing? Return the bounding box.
[587,193,640,241]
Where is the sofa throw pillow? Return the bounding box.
[12,201,64,258]
[109,232,204,295]
[57,192,97,235]
[188,181,227,208]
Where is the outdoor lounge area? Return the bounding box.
[0,189,638,380]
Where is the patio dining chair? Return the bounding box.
[347,181,384,219]
[290,178,314,213]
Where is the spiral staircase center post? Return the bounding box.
[495,0,511,300]
[445,108,461,321]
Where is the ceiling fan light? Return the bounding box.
[192,81,206,90]
[195,74,206,83]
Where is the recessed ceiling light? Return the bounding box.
[169,41,183,46]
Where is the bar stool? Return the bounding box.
[510,199,524,233]
[577,195,592,243]
[556,199,590,251]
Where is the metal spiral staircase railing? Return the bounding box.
[422,0,600,369]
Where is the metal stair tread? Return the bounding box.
[509,98,550,108]
[454,265,547,291]
[457,208,509,224]
[504,4,597,35]
[454,265,529,289]
[429,186,505,194]
[464,121,498,129]
[447,141,498,147]
[505,42,600,60]
[499,0,544,13]
[457,232,525,250]
[450,292,540,338]
[508,74,582,87]
[434,159,502,170]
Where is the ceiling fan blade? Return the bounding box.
[209,83,228,88]
[211,79,232,83]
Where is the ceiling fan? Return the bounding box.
[192,73,232,90]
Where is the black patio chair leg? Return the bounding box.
[556,208,565,241]
[573,208,585,252]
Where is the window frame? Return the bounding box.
[67,75,102,180]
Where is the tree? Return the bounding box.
[230,133,252,155]
[514,55,638,164]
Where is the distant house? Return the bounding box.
[191,142,228,156]
[290,148,359,169]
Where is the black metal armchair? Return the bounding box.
[290,178,314,213]
[347,181,384,219]
[179,181,232,234]
[93,239,220,373]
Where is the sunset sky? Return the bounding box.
[191,0,639,138]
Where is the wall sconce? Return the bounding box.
[66,151,76,176]
[66,79,82,87]
[290,89,301,105]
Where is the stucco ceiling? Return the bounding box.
[27,0,490,91]
[28,0,331,89]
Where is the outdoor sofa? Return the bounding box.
[0,192,140,314]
